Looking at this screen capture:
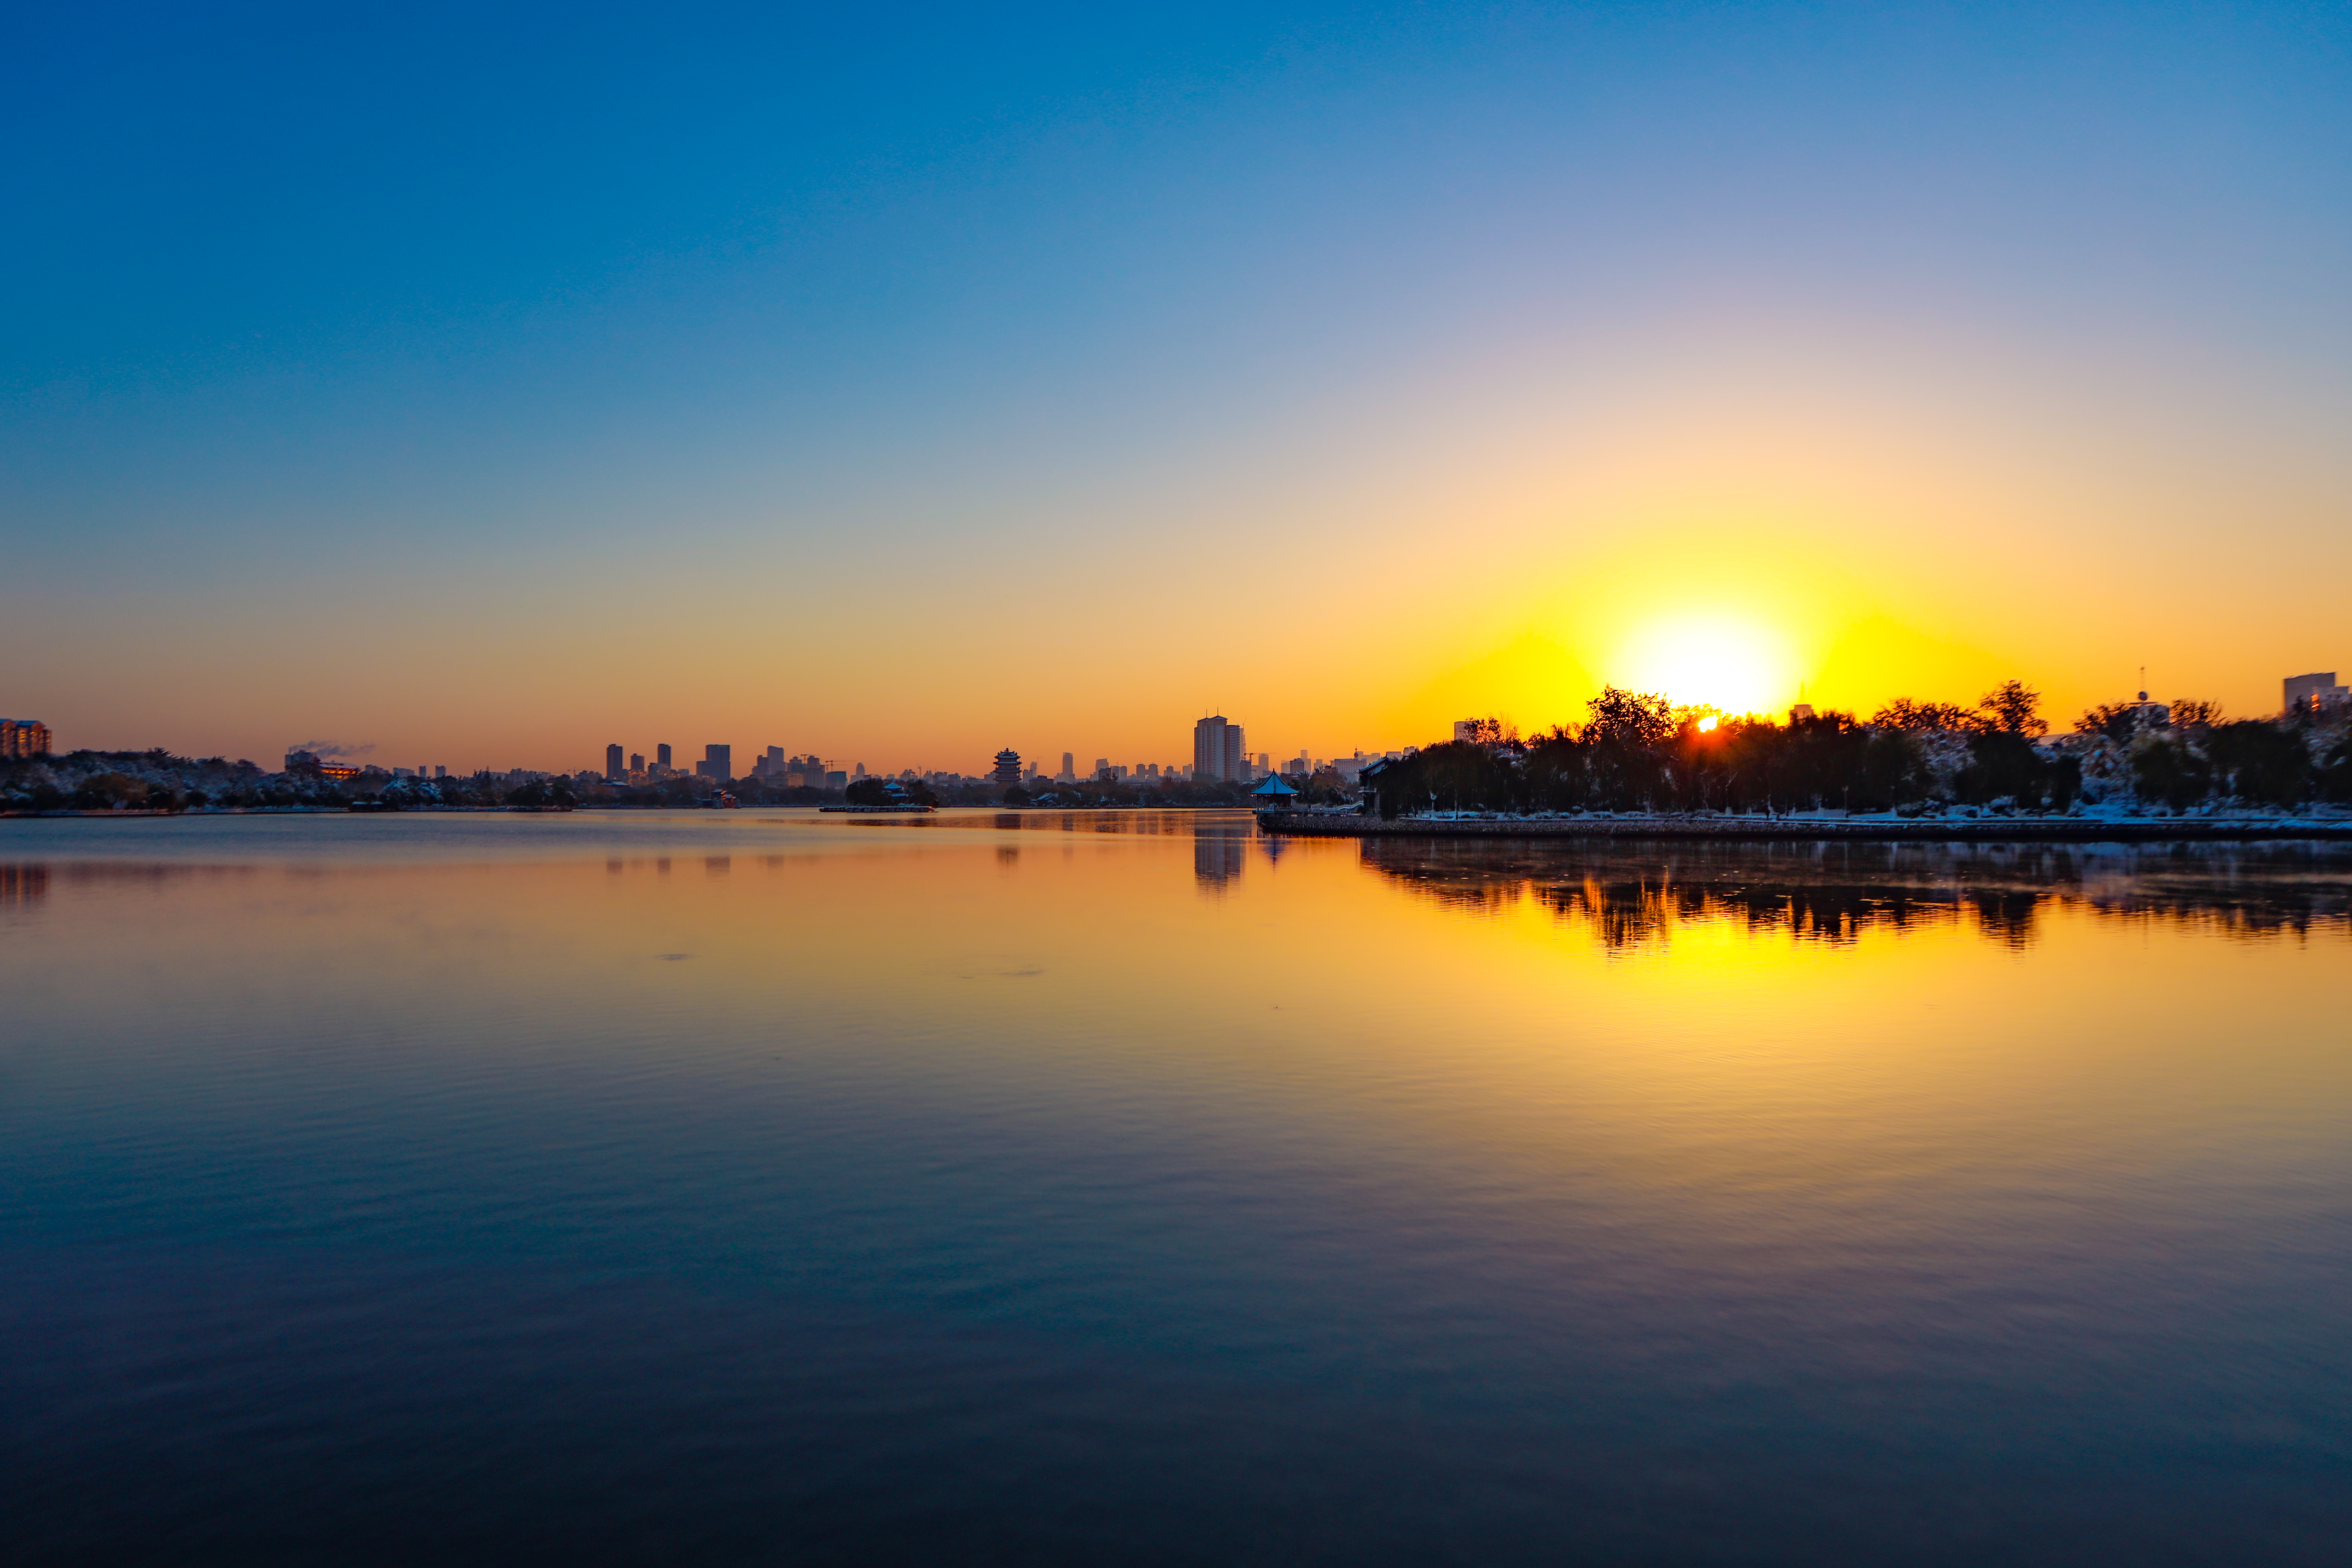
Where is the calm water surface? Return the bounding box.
[4,810,2349,1563]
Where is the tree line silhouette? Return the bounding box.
[1362,682,2352,818]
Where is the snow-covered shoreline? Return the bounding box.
[1258,809,2352,842]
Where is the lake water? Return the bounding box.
[4,810,2349,1563]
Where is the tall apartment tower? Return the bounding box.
[1193,715,1245,783]
[698,744,732,780]
[656,743,672,769]
[1059,751,1075,782]
[0,719,52,759]
[606,743,624,778]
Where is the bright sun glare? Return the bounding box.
[1616,615,1793,716]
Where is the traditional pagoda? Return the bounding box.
[1250,773,1299,807]
[991,749,1023,787]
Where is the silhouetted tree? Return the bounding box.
[1581,687,1676,809]
[1872,698,1980,732]
[2075,701,2143,742]
[1976,680,2048,737]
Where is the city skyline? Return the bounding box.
[9,670,2349,782]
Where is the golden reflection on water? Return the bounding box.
[1353,837,2352,949]
[6,821,2347,1145]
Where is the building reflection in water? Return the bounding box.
[0,862,271,912]
[1,863,49,907]
[1357,838,2352,950]
[1193,821,1252,893]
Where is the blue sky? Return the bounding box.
[7,2,2349,768]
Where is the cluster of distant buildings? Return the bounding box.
[1186,714,1406,785]
[969,718,1414,793]
[600,742,850,790]
[576,717,1412,796]
[984,716,1410,790]
[285,751,512,784]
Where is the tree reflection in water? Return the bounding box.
[1357,838,2352,950]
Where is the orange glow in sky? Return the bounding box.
[1614,613,1798,717]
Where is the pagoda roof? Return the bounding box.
[1250,774,1299,797]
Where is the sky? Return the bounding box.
[6,1,2349,774]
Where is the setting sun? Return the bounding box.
[1614,614,1795,716]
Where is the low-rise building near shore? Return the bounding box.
[2286,672,2349,714]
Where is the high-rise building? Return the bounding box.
[628,753,643,773]
[697,744,732,779]
[1058,751,1075,782]
[656,743,672,769]
[0,719,53,759]
[1093,757,1111,778]
[606,743,624,778]
[1193,715,1245,783]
